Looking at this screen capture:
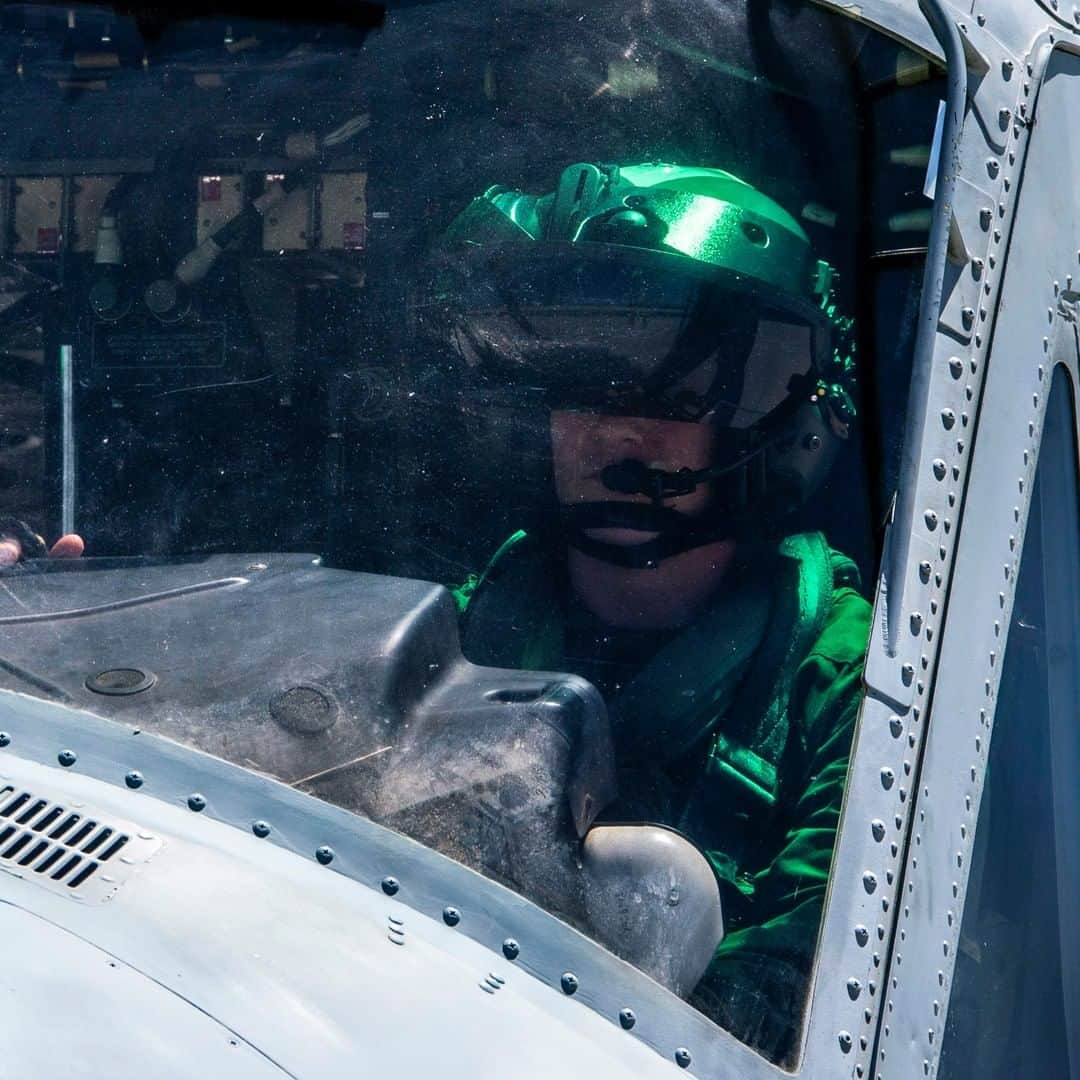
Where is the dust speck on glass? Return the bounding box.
[0,1,942,1066]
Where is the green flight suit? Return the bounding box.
[455,530,871,1066]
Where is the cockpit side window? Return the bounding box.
[938,365,1080,1079]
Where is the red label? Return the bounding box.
[36,227,59,253]
[342,221,364,250]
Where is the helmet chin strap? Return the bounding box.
[560,502,727,570]
[562,445,805,568]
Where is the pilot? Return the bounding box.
[424,162,872,1061]
[0,162,871,1063]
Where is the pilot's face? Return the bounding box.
[549,411,716,545]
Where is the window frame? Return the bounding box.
[866,38,1080,1080]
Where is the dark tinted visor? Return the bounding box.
[418,245,829,424]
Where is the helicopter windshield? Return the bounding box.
[0,0,943,1066]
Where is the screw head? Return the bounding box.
[58,749,77,767]
[252,820,271,838]
[315,845,335,865]
[618,1007,636,1030]
[0,732,9,747]
[560,972,579,995]
[442,906,461,927]
[381,875,399,896]
[502,938,520,961]
[675,1048,692,1069]
[187,793,206,812]
[124,770,144,789]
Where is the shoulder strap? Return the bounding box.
[606,556,777,768]
[454,531,566,670]
[723,531,835,763]
[610,533,835,775]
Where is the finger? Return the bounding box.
[49,534,85,559]
[0,539,22,567]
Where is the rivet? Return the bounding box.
[948,357,963,380]
[881,767,895,790]
[910,612,923,635]
[502,938,520,960]
[443,906,461,927]
[855,925,870,946]
[58,749,77,767]
[890,716,903,738]
[998,107,1011,127]
[315,845,335,865]
[918,560,932,583]
[674,1048,692,1069]
[863,871,878,894]
[122,770,143,789]
[839,1031,853,1053]
[986,159,999,178]
[804,433,822,451]
[561,971,579,995]
[619,1007,636,1030]
[382,876,400,896]
[871,820,886,842]
[960,308,975,330]
[0,732,10,748]
[979,207,992,229]
[932,459,947,481]
[252,820,270,838]
[187,793,206,812]
[901,663,915,686]
[924,509,938,531]
[941,408,956,429]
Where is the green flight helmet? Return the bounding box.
[419,161,857,564]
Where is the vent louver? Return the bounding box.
[0,784,159,902]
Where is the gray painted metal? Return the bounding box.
[801,2,1080,1079]
[0,727,681,1079]
[1,902,284,1078]
[877,39,1080,1080]
[0,687,755,1078]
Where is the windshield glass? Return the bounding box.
[0,0,942,1066]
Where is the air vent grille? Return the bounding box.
[0,784,158,902]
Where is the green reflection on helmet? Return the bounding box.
[443,161,835,308]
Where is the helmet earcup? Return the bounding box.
[765,399,845,508]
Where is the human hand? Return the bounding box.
[0,518,84,567]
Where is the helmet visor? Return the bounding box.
[418,244,830,426]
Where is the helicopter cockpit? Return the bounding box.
[0,0,944,1065]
